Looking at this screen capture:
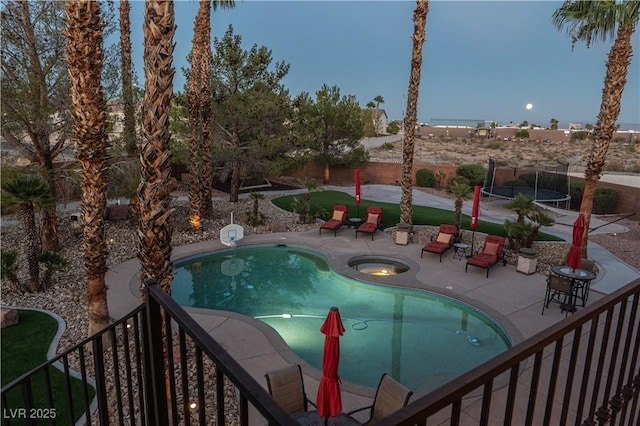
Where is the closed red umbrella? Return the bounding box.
[354,169,361,217]
[316,307,345,421]
[470,185,481,252]
[566,214,585,270]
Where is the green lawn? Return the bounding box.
[272,190,563,242]
[1,309,95,425]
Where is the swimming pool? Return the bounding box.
[171,245,512,392]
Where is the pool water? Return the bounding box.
[171,245,512,392]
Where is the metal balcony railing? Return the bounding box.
[2,278,639,425]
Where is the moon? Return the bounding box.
[526,103,533,110]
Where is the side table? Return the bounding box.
[452,242,469,260]
[347,218,363,229]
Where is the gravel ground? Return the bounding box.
[1,193,638,422]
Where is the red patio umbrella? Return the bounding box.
[470,185,481,252]
[316,307,345,422]
[566,214,585,270]
[354,169,361,217]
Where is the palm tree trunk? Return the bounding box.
[400,0,429,225]
[323,162,330,184]
[64,0,111,336]
[199,1,213,219]
[579,24,634,258]
[139,0,176,295]
[120,0,138,156]
[230,160,241,202]
[20,204,40,292]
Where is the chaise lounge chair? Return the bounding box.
[421,224,458,262]
[355,206,383,240]
[465,235,507,277]
[347,373,413,426]
[319,204,348,236]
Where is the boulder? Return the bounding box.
[0,309,19,328]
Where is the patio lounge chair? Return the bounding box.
[465,235,507,277]
[264,364,316,417]
[319,204,348,236]
[421,224,458,262]
[355,206,383,240]
[347,373,413,426]
[542,274,575,317]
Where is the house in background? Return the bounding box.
[363,108,389,135]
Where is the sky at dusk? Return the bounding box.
[123,1,640,129]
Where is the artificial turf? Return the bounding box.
[272,190,563,242]
[1,309,95,424]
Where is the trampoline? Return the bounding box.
[482,157,571,205]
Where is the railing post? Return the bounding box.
[92,335,110,425]
[143,279,169,425]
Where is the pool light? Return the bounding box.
[282,313,292,319]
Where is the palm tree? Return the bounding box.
[449,180,472,231]
[553,0,639,257]
[64,0,111,336]
[38,251,69,291]
[400,0,429,225]
[505,194,537,223]
[119,0,137,156]
[373,94,384,132]
[1,174,52,292]
[188,0,235,229]
[0,249,21,290]
[138,0,176,294]
[187,0,209,232]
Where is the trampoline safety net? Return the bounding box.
[483,157,571,203]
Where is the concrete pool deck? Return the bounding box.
[105,187,640,424]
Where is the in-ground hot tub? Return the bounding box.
[348,256,410,276]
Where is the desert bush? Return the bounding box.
[486,141,503,149]
[456,163,486,186]
[515,129,529,138]
[569,182,585,210]
[380,142,395,150]
[593,187,618,215]
[416,168,435,188]
[603,161,625,172]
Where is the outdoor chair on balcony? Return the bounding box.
[421,224,458,262]
[347,373,413,426]
[465,235,507,277]
[542,274,575,317]
[319,204,348,236]
[355,206,383,240]
[264,364,316,417]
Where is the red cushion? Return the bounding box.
[467,253,496,268]
[423,242,449,254]
[320,219,341,230]
[358,223,377,233]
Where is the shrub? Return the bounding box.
[593,187,618,215]
[569,182,585,210]
[416,168,435,188]
[456,163,486,187]
[380,142,395,150]
[515,129,529,138]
